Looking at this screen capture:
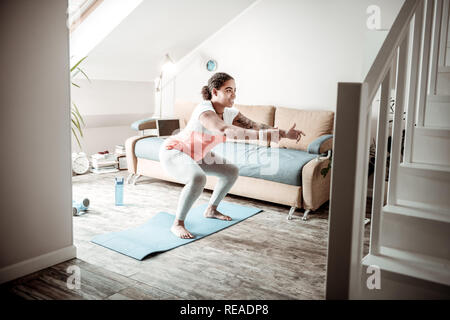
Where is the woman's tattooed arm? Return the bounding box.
[232,112,273,130]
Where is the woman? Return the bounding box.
[159,72,305,239]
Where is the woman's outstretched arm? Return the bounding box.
[232,111,305,141]
[199,111,279,142]
[232,112,274,130]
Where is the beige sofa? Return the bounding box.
[125,101,334,221]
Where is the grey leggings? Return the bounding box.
[159,145,239,221]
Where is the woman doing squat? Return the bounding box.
[159,72,305,238]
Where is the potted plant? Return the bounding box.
[70,56,90,149]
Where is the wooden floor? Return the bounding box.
[0,172,373,300]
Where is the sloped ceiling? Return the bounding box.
[79,0,257,81]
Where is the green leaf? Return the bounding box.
[77,67,91,82]
[72,127,82,149]
[70,56,87,73]
[71,115,83,138]
[69,57,88,149]
[72,103,85,126]
[71,112,80,127]
[71,110,82,131]
[71,118,80,131]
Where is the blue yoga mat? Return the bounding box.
[91,201,263,260]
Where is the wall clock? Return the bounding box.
[206,59,217,72]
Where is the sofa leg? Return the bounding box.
[287,206,296,220]
[302,209,311,221]
[126,173,135,184]
[132,174,141,185]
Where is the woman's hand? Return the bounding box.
[279,123,305,143]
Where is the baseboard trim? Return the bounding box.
[0,245,77,285]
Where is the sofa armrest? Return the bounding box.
[125,135,151,174]
[301,158,332,211]
[307,134,333,154]
[130,118,157,131]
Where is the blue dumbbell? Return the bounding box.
[72,198,90,216]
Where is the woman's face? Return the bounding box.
[213,79,236,107]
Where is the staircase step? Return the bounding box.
[400,162,450,174]
[438,66,450,73]
[381,204,450,261]
[414,126,450,137]
[383,203,450,223]
[427,94,450,102]
[395,163,450,219]
[379,246,450,269]
[411,126,450,166]
[362,251,450,287]
[425,95,450,127]
[396,198,450,217]
[437,72,450,95]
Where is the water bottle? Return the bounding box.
[115,177,124,206]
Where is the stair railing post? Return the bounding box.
[438,0,449,67]
[369,68,392,256]
[417,0,436,126]
[405,1,425,163]
[388,33,410,206]
[326,82,368,299]
[429,0,444,95]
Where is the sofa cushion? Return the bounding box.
[228,104,275,147]
[272,107,334,151]
[134,137,315,187]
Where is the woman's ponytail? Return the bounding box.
[201,85,212,100]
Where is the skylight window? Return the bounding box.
[68,0,103,32]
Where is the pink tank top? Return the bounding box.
[165,101,239,162]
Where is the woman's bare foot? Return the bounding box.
[171,220,194,239]
[203,205,232,221]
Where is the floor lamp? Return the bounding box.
[153,53,175,119]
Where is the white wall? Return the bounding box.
[71,79,153,115]
[0,0,75,283]
[172,0,404,113]
[70,79,153,155]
